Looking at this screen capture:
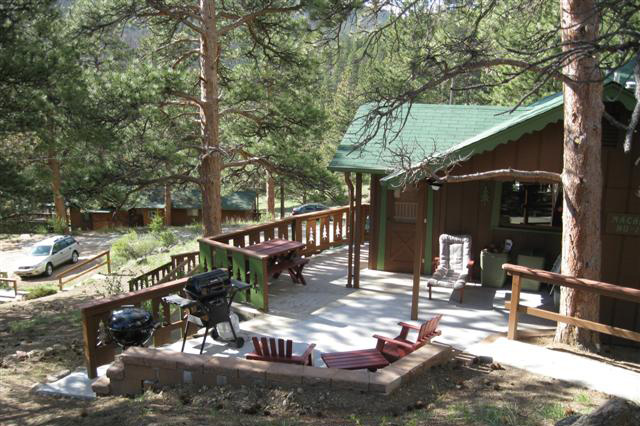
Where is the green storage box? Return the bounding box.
[480,251,509,288]
[516,254,545,291]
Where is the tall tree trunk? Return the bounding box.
[164,184,172,226]
[266,170,275,219]
[555,0,603,349]
[47,146,67,226]
[199,0,222,237]
[280,182,285,219]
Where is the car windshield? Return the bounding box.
[30,245,51,256]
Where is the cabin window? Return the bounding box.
[499,182,562,229]
[393,201,417,223]
[187,209,199,217]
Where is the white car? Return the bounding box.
[15,236,80,278]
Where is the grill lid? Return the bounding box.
[109,306,154,332]
[185,269,230,299]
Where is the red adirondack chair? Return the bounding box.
[373,315,443,362]
[246,336,316,366]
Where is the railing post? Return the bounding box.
[106,251,112,274]
[59,275,63,291]
[82,311,99,379]
[294,218,302,243]
[262,258,269,312]
[507,273,522,340]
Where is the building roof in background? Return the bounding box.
[133,188,256,211]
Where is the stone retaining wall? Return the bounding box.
[93,343,452,396]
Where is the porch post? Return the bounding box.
[354,173,362,289]
[344,173,355,288]
[411,182,427,320]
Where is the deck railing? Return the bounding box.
[211,205,369,255]
[128,251,199,292]
[199,205,370,312]
[80,277,191,379]
[503,264,640,343]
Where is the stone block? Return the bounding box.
[91,376,111,396]
[106,361,124,380]
[171,352,206,373]
[369,368,402,394]
[110,377,142,396]
[122,347,177,370]
[302,366,338,388]
[331,369,370,391]
[266,362,304,385]
[235,358,270,385]
[157,368,183,385]
[125,365,157,382]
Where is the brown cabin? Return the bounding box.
[329,82,640,343]
[69,189,258,230]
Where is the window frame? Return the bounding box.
[491,182,563,234]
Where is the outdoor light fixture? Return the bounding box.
[429,181,443,191]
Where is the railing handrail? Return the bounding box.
[502,264,640,303]
[199,237,269,260]
[132,260,173,281]
[209,205,366,241]
[80,276,189,315]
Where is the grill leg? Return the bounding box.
[181,320,190,353]
[200,325,209,354]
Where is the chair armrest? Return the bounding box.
[397,321,420,331]
[301,343,316,357]
[372,334,414,350]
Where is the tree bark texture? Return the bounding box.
[280,182,285,219]
[47,146,67,226]
[555,0,603,349]
[266,170,275,219]
[199,0,222,237]
[164,184,172,226]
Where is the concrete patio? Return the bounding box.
[37,243,640,401]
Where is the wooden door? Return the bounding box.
[385,187,424,273]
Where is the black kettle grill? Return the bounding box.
[108,306,157,348]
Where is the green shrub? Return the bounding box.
[48,217,68,234]
[149,213,165,234]
[111,231,163,265]
[34,224,49,234]
[24,285,57,300]
[158,230,177,247]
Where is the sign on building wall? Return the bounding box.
[606,213,640,236]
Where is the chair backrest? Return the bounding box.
[417,314,442,342]
[438,234,471,272]
[251,336,293,360]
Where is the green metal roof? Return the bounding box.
[134,188,256,211]
[330,82,636,183]
[328,103,519,174]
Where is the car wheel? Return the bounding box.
[44,263,54,277]
[71,251,79,264]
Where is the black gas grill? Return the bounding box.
[163,269,249,353]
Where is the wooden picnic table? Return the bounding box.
[244,239,308,285]
[321,348,390,371]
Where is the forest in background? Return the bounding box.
[0,0,568,233]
